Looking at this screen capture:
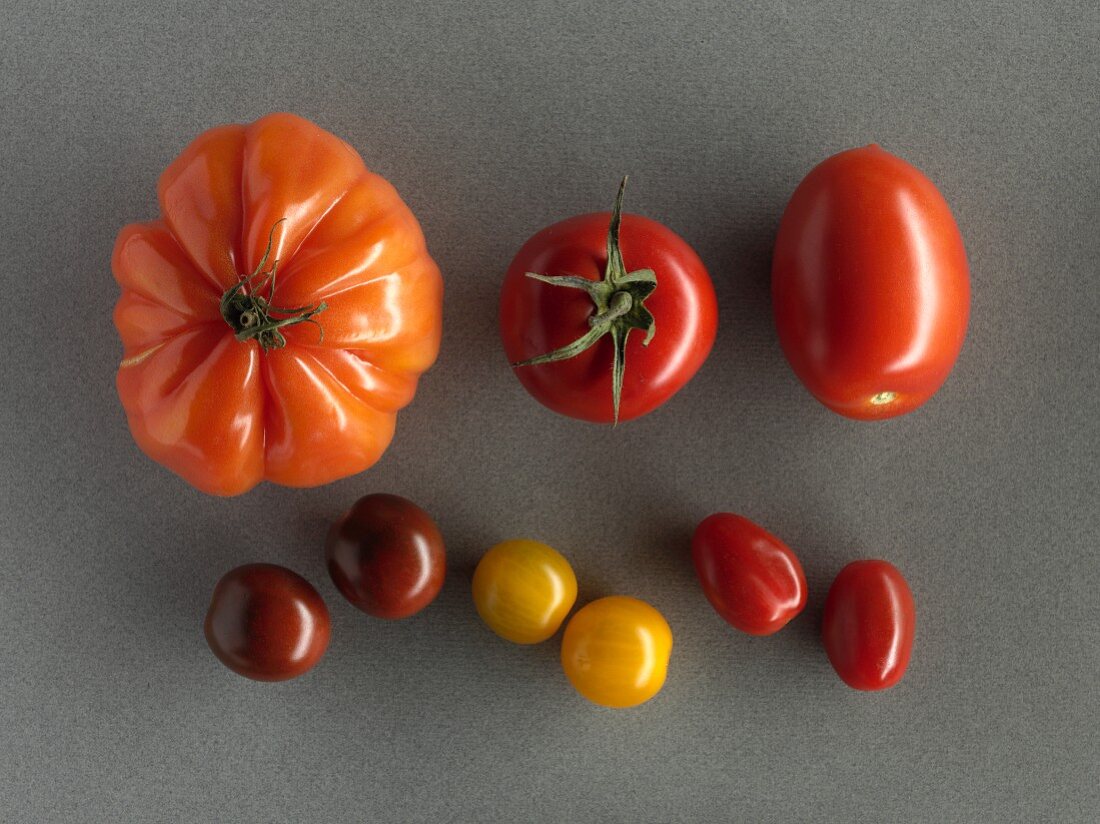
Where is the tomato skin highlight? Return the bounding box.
[326,494,446,619]
[204,563,331,682]
[691,513,807,635]
[822,560,916,691]
[500,209,717,423]
[771,145,970,419]
[560,596,673,708]
[472,539,578,644]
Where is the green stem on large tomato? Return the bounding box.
[219,219,328,352]
[512,177,657,424]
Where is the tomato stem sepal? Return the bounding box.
[511,177,657,424]
[219,219,328,351]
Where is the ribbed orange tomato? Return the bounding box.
[113,113,442,495]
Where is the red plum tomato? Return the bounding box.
[691,513,807,635]
[822,559,916,691]
[772,145,969,419]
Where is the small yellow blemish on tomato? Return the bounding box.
[870,391,897,406]
[119,341,167,369]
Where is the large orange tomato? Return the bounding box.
[113,114,442,495]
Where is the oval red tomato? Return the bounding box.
[822,560,915,691]
[691,513,807,635]
[772,145,970,419]
[500,179,717,424]
[204,563,331,681]
[326,493,446,619]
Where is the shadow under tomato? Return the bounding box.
[110,498,247,681]
[637,519,700,595]
[698,212,793,403]
[760,518,863,678]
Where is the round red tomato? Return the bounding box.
[500,179,717,423]
[822,560,915,691]
[326,493,446,619]
[772,145,970,419]
[204,563,331,681]
[691,513,807,635]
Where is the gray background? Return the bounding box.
[1,1,1097,822]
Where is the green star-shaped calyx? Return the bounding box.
[512,177,658,424]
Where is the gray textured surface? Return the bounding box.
[1,1,1098,822]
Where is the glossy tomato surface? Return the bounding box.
[560,596,672,708]
[204,563,331,681]
[822,560,915,691]
[113,113,443,495]
[500,210,717,423]
[326,493,446,619]
[472,539,577,644]
[772,145,969,419]
[691,513,807,635]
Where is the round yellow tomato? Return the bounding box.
[471,539,577,644]
[560,596,673,708]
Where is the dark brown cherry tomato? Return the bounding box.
[691,513,807,635]
[326,493,446,619]
[822,560,916,691]
[204,563,331,682]
[772,145,970,419]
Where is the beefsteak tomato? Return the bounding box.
[500,179,717,423]
[772,145,969,419]
[113,113,442,495]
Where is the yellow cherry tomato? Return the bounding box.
[560,596,673,708]
[472,539,578,644]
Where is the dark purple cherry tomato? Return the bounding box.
[326,493,446,619]
[691,513,807,635]
[204,563,331,682]
[822,560,916,691]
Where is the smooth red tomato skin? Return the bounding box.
[204,564,331,682]
[326,494,446,619]
[822,560,915,691]
[772,145,970,420]
[500,212,717,423]
[691,513,807,635]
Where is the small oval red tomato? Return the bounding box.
[204,563,331,681]
[325,493,446,619]
[500,178,717,424]
[822,560,915,691]
[772,145,970,419]
[691,513,807,635]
